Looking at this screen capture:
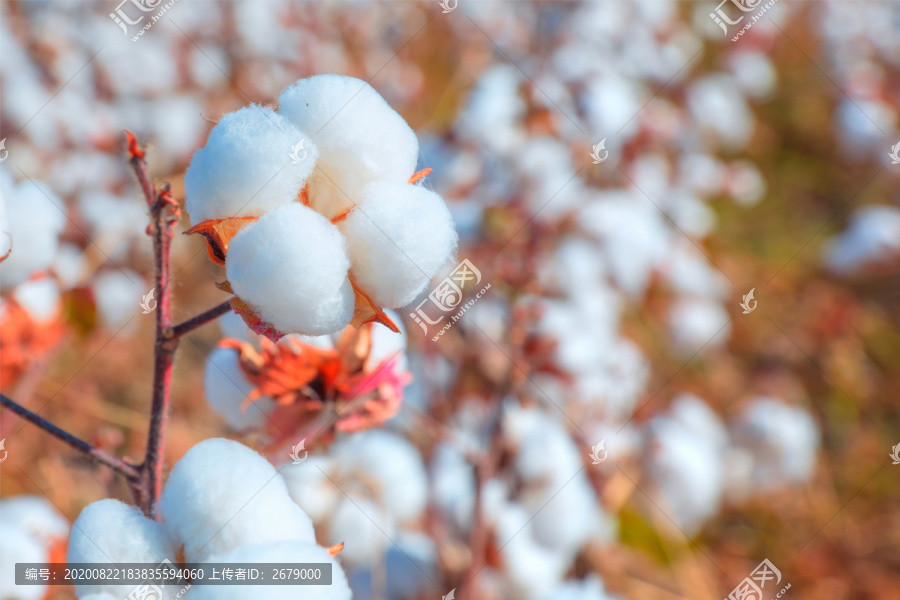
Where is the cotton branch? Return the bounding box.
[0,393,140,481]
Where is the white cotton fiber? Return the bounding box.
[281,456,341,522]
[12,278,60,322]
[340,182,458,308]
[331,430,428,520]
[67,499,179,599]
[0,527,46,600]
[0,496,69,542]
[184,105,318,223]
[91,269,144,329]
[278,75,418,220]
[329,496,394,566]
[204,346,276,430]
[226,203,354,336]
[158,438,316,562]
[0,179,66,290]
[189,541,351,600]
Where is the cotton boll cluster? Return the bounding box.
[281,430,427,567]
[185,75,457,337]
[642,395,820,533]
[68,438,351,600]
[0,496,69,600]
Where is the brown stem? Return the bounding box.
[1,394,140,481]
[171,299,234,339]
[125,132,182,517]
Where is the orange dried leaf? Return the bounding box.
[215,280,235,294]
[349,278,400,333]
[0,233,11,262]
[185,216,257,265]
[328,543,344,556]
[408,168,432,184]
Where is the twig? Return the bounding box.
[126,133,181,517]
[171,299,234,339]
[0,394,140,481]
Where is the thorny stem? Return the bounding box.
[0,394,141,481]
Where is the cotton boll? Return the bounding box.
[184,105,318,223]
[329,495,395,566]
[190,541,351,600]
[204,346,276,430]
[687,74,755,150]
[331,430,428,521]
[668,297,731,354]
[67,499,179,599]
[281,456,341,522]
[78,191,147,261]
[347,532,437,600]
[430,444,476,529]
[52,243,89,289]
[644,396,727,534]
[0,496,69,542]
[0,527,47,600]
[1,180,66,290]
[495,503,570,600]
[523,476,603,554]
[91,269,144,329]
[278,74,418,219]
[226,203,354,336]
[340,182,458,308]
[159,438,315,562]
[732,397,820,493]
[12,278,60,322]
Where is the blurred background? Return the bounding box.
[1,1,900,599]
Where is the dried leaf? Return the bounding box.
[349,278,400,333]
[408,168,432,184]
[185,216,258,266]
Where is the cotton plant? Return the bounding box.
[183,74,458,339]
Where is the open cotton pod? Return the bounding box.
[340,181,458,308]
[225,203,355,336]
[184,105,318,223]
[278,74,419,220]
